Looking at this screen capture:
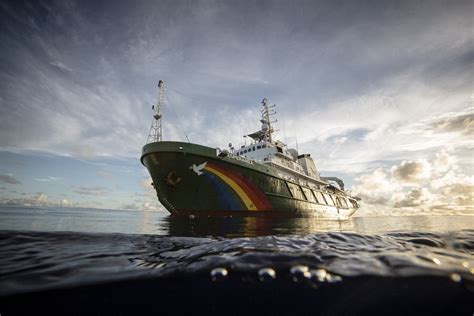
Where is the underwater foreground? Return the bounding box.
[0,207,473,315]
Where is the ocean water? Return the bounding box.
[0,206,473,315]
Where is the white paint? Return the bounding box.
[189,161,207,176]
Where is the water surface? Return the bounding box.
[0,206,473,315]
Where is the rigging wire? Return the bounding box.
[165,89,191,143]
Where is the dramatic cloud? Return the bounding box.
[426,107,474,136]
[391,160,431,186]
[394,188,433,208]
[0,174,21,185]
[0,0,472,160]
[0,1,472,213]
[352,150,473,216]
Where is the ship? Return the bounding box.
[141,81,359,218]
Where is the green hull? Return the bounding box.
[141,141,358,218]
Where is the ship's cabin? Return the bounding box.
[234,141,293,162]
[232,139,321,179]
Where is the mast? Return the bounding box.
[146,80,165,143]
[260,98,277,143]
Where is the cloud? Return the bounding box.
[0,192,48,207]
[352,150,473,216]
[351,168,399,205]
[96,170,113,179]
[0,174,21,185]
[73,186,109,196]
[134,177,164,211]
[34,176,62,182]
[391,160,431,186]
[0,0,472,163]
[424,107,474,135]
[0,193,78,208]
[50,61,73,72]
[432,150,457,174]
[394,188,433,208]
[120,203,139,210]
[0,1,472,214]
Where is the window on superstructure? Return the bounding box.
[310,190,319,203]
[277,147,283,153]
[314,191,326,204]
[323,193,335,206]
[350,199,358,208]
[262,144,266,148]
[253,147,255,151]
[257,145,261,149]
[301,187,315,203]
[286,182,306,200]
[341,198,348,208]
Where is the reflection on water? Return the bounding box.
[0,206,472,237]
[162,216,354,237]
[160,214,474,237]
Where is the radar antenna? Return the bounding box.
[146,80,165,143]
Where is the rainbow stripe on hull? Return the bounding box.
[202,163,272,211]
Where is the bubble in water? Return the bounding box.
[450,273,462,283]
[258,267,276,282]
[290,265,310,282]
[432,258,441,265]
[325,273,342,283]
[310,269,327,282]
[210,267,228,281]
[309,269,342,283]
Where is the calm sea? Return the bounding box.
[0,206,473,315]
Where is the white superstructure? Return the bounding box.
[228,99,331,189]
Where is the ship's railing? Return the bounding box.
[216,148,255,165]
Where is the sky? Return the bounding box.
[0,0,472,215]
